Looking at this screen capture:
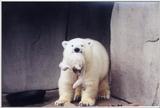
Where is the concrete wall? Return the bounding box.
[111,2,160,105]
[2,3,68,93]
[2,2,113,93]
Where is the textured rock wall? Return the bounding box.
[111,2,160,105]
[2,3,68,93]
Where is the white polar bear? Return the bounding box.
[55,38,110,106]
[59,53,85,75]
[59,53,86,89]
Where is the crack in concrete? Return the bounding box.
[146,37,159,43]
[152,82,160,105]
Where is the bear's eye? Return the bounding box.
[81,45,84,47]
[71,45,74,47]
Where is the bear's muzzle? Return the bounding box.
[72,67,82,76]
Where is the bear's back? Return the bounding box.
[85,38,109,80]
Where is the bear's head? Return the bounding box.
[62,38,92,59]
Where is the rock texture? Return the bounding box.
[111,2,160,105]
[2,3,68,93]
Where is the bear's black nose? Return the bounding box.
[74,48,80,53]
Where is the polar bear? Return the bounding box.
[59,53,85,75]
[55,38,110,106]
[59,53,86,89]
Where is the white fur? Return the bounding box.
[55,38,110,106]
[59,53,86,89]
[73,75,84,89]
[59,53,85,72]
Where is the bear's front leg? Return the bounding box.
[55,85,73,106]
[55,70,76,106]
[79,80,99,106]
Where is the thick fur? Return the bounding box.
[59,53,85,74]
[55,38,110,106]
[59,53,86,89]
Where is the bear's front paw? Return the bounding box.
[79,98,95,106]
[55,99,70,106]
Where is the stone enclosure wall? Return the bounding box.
[2,2,160,106]
[111,2,160,105]
[2,3,113,93]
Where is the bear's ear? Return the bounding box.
[87,41,92,46]
[62,41,68,48]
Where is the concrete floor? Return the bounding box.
[2,90,139,107]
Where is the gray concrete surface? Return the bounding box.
[111,2,160,105]
[2,3,68,93]
[2,90,135,107]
